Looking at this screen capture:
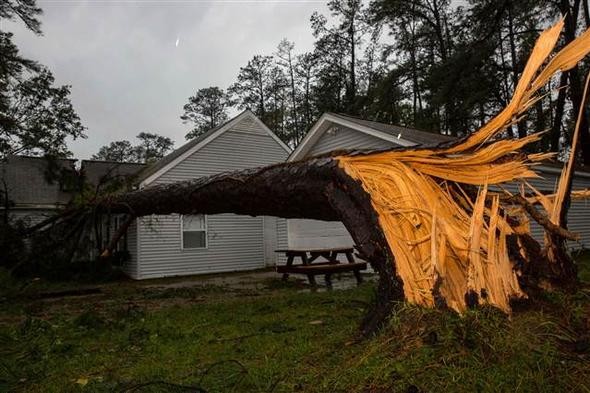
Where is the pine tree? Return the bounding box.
[181,87,230,140]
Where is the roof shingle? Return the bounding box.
[0,156,77,206]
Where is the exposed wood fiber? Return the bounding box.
[336,19,590,312]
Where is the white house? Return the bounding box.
[123,110,290,279]
[286,112,590,251]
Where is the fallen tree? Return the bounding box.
[38,20,590,335]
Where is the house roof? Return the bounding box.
[0,155,77,207]
[81,160,146,189]
[137,110,291,186]
[537,161,590,178]
[289,113,590,179]
[289,112,454,161]
[328,113,455,145]
[328,114,590,177]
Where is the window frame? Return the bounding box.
[180,214,208,250]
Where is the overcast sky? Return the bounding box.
[5,0,329,159]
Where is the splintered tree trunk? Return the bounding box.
[543,71,590,286]
[99,157,405,335]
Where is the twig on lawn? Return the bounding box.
[119,380,208,392]
[197,359,248,387]
[214,333,261,342]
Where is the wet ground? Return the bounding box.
[139,269,377,292]
[1,269,377,324]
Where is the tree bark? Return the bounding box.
[287,52,299,144]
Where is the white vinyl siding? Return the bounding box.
[230,116,267,135]
[288,219,353,249]
[154,129,288,183]
[134,115,289,279]
[567,197,590,249]
[138,214,264,279]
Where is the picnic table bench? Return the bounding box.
[275,247,367,288]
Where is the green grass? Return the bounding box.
[1,255,590,393]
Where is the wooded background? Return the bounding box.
[181,0,590,165]
[3,0,589,167]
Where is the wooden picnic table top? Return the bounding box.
[274,247,354,254]
[274,246,364,287]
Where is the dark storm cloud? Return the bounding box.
[4,0,327,158]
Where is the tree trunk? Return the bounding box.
[348,11,357,114]
[287,54,299,144]
[559,0,590,166]
[98,156,405,335]
[258,75,265,119]
[507,3,528,139]
[550,72,568,152]
[431,0,448,61]
[566,68,590,164]
[408,21,421,126]
[305,77,312,135]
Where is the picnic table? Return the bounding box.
[275,247,367,288]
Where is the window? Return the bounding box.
[182,215,207,249]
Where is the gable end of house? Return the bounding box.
[139,111,290,187]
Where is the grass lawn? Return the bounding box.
[1,254,590,393]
